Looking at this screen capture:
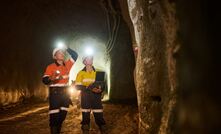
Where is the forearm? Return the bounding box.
[67,48,78,61]
[75,85,87,91]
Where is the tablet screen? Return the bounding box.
[95,71,105,82]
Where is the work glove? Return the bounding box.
[91,86,102,93]
[88,82,103,94]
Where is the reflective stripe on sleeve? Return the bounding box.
[43,75,50,77]
[81,109,91,113]
[49,109,60,114]
[82,78,95,83]
[91,109,103,113]
[60,107,69,111]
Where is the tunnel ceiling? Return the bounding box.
[1,0,107,47]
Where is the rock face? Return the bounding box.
[108,18,137,101]
[127,0,177,133]
[127,0,221,133]
[0,0,136,106]
[106,0,137,101]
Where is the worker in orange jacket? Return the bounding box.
[42,46,78,134]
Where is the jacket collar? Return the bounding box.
[54,60,65,66]
[82,66,96,71]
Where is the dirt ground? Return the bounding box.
[0,100,138,134]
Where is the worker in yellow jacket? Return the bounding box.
[75,56,106,134]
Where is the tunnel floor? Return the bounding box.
[0,101,138,134]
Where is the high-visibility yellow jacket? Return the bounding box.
[75,67,96,87]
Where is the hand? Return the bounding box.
[57,75,63,80]
[50,74,57,81]
[50,73,63,81]
[91,86,102,93]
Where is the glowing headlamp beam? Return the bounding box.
[85,47,94,56]
[56,41,65,49]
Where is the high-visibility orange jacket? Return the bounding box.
[42,48,78,87]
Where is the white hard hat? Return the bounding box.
[82,55,93,64]
[52,48,64,58]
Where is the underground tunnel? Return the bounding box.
[0,0,221,134]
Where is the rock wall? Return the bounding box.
[175,0,221,133]
[127,0,221,133]
[109,18,137,101]
[127,0,178,133]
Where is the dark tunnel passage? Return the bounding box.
[0,0,221,134]
[0,0,136,105]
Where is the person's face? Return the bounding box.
[54,50,65,61]
[84,57,93,66]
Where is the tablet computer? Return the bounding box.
[95,71,105,82]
